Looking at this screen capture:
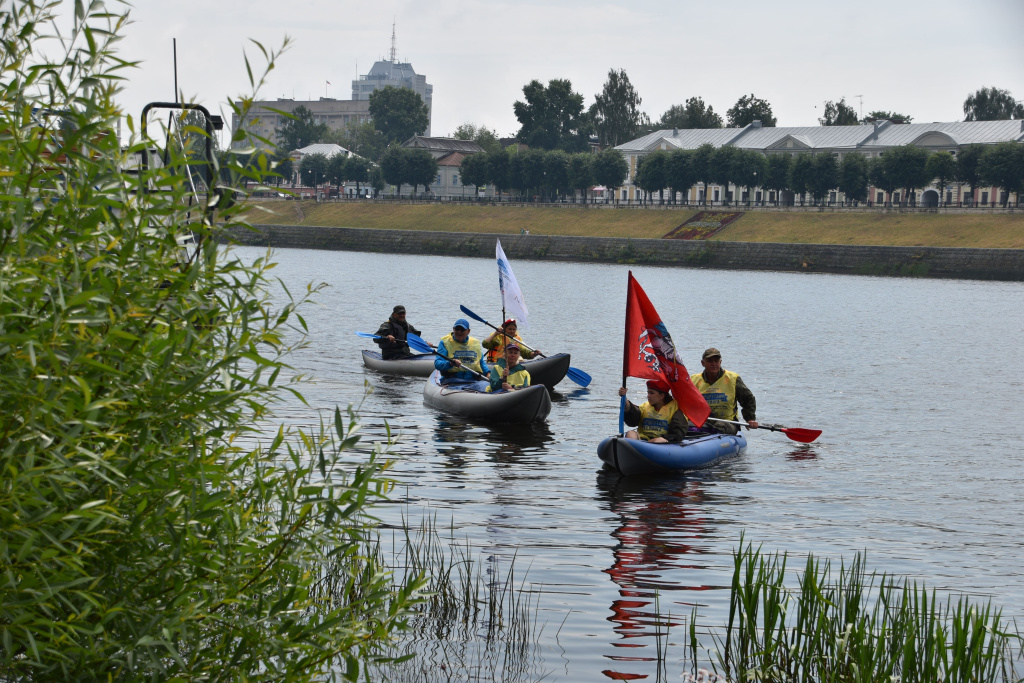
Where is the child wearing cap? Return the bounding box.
[486,343,532,393]
[482,318,541,363]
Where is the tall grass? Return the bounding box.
[687,540,1024,682]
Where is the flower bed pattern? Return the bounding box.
[664,211,745,239]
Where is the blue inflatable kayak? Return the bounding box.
[597,433,747,475]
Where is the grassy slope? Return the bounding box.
[242,201,1024,249]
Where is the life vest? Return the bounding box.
[439,333,485,378]
[485,332,526,363]
[691,370,739,421]
[486,359,531,392]
[637,399,679,440]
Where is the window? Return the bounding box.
[877,191,884,203]
[981,191,988,205]
[435,174,441,185]
[453,175,459,186]
[893,192,900,203]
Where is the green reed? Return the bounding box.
[688,540,1024,683]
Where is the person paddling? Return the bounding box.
[486,343,531,393]
[616,379,690,443]
[690,348,757,434]
[374,305,424,360]
[482,318,541,364]
[435,318,489,386]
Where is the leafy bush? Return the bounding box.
[0,2,421,680]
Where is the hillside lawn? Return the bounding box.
[241,200,1024,249]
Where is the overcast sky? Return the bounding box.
[110,0,1024,142]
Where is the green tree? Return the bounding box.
[544,149,571,199]
[733,149,768,202]
[726,93,777,127]
[520,148,547,197]
[883,144,931,205]
[808,153,839,202]
[839,153,870,203]
[979,143,1024,205]
[369,165,386,197]
[513,78,589,152]
[591,148,629,203]
[0,3,421,679]
[327,152,349,192]
[963,86,1024,121]
[592,68,649,146]
[379,145,408,193]
[487,148,512,194]
[691,143,716,202]
[329,120,387,162]
[405,147,439,195]
[568,152,594,202]
[869,155,898,201]
[368,85,430,144]
[345,155,370,195]
[764,154,792,204]
[659,97,724,129]
[819,98,859,126]
[635,150,670,203]
[274,152,294,187]
[453,122,502,154]
[790,153,815,203]
[507,150,527,197]
[299,151,329,188]
[665,149,696,204]
[924,151,957,204]
[459,152,489,195]
[276,104,329,152]
[709,145,740,202]
[863,110,913,124]
[955,144,986,199]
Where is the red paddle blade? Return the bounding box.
[781,427,821,443]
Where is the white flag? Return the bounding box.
[496,239,528,330]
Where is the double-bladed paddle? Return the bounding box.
[458,305,592,387]
[354,331,434,355]
[707,418,822,443]
[406,332,489,381]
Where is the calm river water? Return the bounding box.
[237,245,1024,681]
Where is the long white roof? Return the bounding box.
[616,119,1024,154]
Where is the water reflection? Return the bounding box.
[595,471,724,681]
[786,444,819,461]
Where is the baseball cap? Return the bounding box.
[453,318,470,330]
[393,305,406,314]
[646,379,671,393]
[702,347,722,360]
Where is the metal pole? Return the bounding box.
[173,39,179,104]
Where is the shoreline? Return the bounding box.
[226,224,1024,281]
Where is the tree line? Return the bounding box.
[632,142,1024,206]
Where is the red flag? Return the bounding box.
[623,271,710,426]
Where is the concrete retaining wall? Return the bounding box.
[225,224,1024,281]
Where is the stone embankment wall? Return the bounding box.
[226,224,1024,281]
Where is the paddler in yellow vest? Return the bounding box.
[486,343,531,393]
[690,348,758,435]
[482,318,541,363]
[616,379,690,443]
[435,318,489,385]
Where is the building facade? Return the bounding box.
[615,119,1024,206]
[230,98,370,151]
[383,136,492,199]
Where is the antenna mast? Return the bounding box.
[390,20,397,62]
[855,94,864,119]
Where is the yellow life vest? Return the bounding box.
[439,333,485,377]
[486,359,531,392]
[691,370,739,421]
[484,332,527,363]
[637,399,679,440]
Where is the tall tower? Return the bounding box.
[351,24,433,136]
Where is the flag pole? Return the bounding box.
[619,272,631,435]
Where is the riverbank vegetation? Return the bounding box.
[0,2,422,679]
[242,200,1024,248]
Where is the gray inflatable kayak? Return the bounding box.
[521,353,571,389]
[361,350,435,377]
[422,370,552,423]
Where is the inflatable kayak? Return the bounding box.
[361,350,435,377]
[423,370,552,423]
[597,433,747,476]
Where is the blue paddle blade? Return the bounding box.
[354,331,381,339]
[406,332,434,354]
[566,366,592,387]
[459,304,488,325]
